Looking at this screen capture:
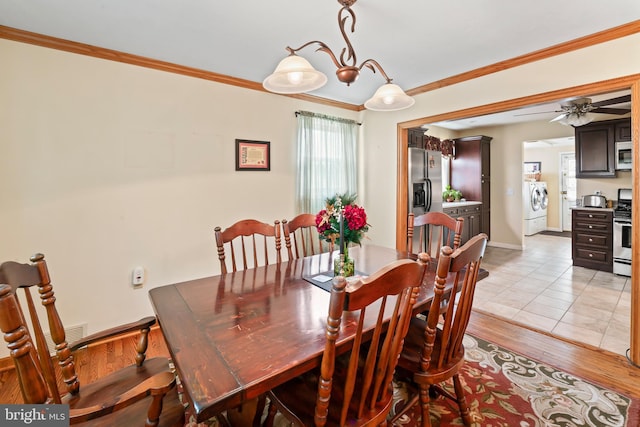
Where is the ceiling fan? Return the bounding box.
[517,94,631,126]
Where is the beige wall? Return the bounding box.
[361,33,640,249]
[0,39,362,352]
[1,32,639,355]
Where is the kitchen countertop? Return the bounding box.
[570,206,614,212]
[443,201,482,208]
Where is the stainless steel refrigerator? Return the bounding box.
[408,147,443,249]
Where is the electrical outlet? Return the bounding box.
[132,266,145,286]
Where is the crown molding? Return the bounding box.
[405,20,640,97]
[0,25,360,111]
[2,20,639,112]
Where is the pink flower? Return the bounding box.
[315,210,331,233]
[344,204,367,230]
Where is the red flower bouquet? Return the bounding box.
[315,193,370,254]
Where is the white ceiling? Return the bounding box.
[1,0,638,128]
[430,90,632,130]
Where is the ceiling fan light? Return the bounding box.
[574,114,594,126]
[263,55,328,94]
[559,112,594,127]
[364,83,415,111]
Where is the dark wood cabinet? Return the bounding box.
[615,119,632,141]
[571,209,613,272]
[408,128,424,148]
[444,203,482,246]
[451,135,492,240]
[574,118,630,178]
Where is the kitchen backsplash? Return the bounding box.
[577,172,632,201]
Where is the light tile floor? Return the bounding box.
[474,233,631,356]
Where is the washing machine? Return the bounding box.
[523,181,548,235]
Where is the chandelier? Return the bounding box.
[262,0,415,111]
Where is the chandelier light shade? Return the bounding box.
[262,55,328,94]
[364,83,415,111]
[263,0,414,111]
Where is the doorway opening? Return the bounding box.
[523,137,575,236]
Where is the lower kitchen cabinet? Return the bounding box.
[571,209,613,272]
[444,203,482,246]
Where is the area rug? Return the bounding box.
[390,334,640,427]
[184,334,640,426]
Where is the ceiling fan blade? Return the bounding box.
[514,110,560,117]
[550,113,567,122]
[591,94,631,107]
[592,107,631,115]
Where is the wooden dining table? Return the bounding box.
[148,244,446,423]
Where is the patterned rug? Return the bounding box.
[391,335,640,427]
[184,334,640,426]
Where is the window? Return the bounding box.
[295,112,359,214]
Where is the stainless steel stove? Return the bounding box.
[613,188,632,276]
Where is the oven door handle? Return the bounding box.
[614,219,632,225]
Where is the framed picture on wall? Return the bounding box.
[524,161,541,173]
[235,139,270,171]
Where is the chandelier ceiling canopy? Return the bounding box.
[263,0,415,112]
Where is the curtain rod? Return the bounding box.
[295,111,361,126]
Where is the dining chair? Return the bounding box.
[282,213,333,260]
[391,233,488,427]
[0,254,185,426]
[408,211,464,318]
[263,252,430,427]
[215,218,282,274]
[407,211,464,257]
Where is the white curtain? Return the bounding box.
[295,111,358,215]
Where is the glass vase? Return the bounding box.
[334,251,355,277]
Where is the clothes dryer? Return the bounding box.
[536,182,548,212]
[523,181,548,235]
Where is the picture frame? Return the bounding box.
[524,161,541,173]
[235,139,270,171]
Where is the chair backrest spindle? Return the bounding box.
[407,211,464,258]
[215,219,282,273]
[314,253,430,426]
[283,213,333,260]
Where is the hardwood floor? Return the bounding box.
[1,310,639,408]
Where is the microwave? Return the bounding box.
[615,141,632,170]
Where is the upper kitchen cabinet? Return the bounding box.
[407,128,425,148]
[615,119,632,141]
[575,118,630,178]
[451,135,492,239]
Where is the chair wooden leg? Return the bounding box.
[389,393,419,425]
[216,414,232,427]
[419,386,432,427]
[452,374,472,426]
[262,399,277,427]
[252,394,266,427]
